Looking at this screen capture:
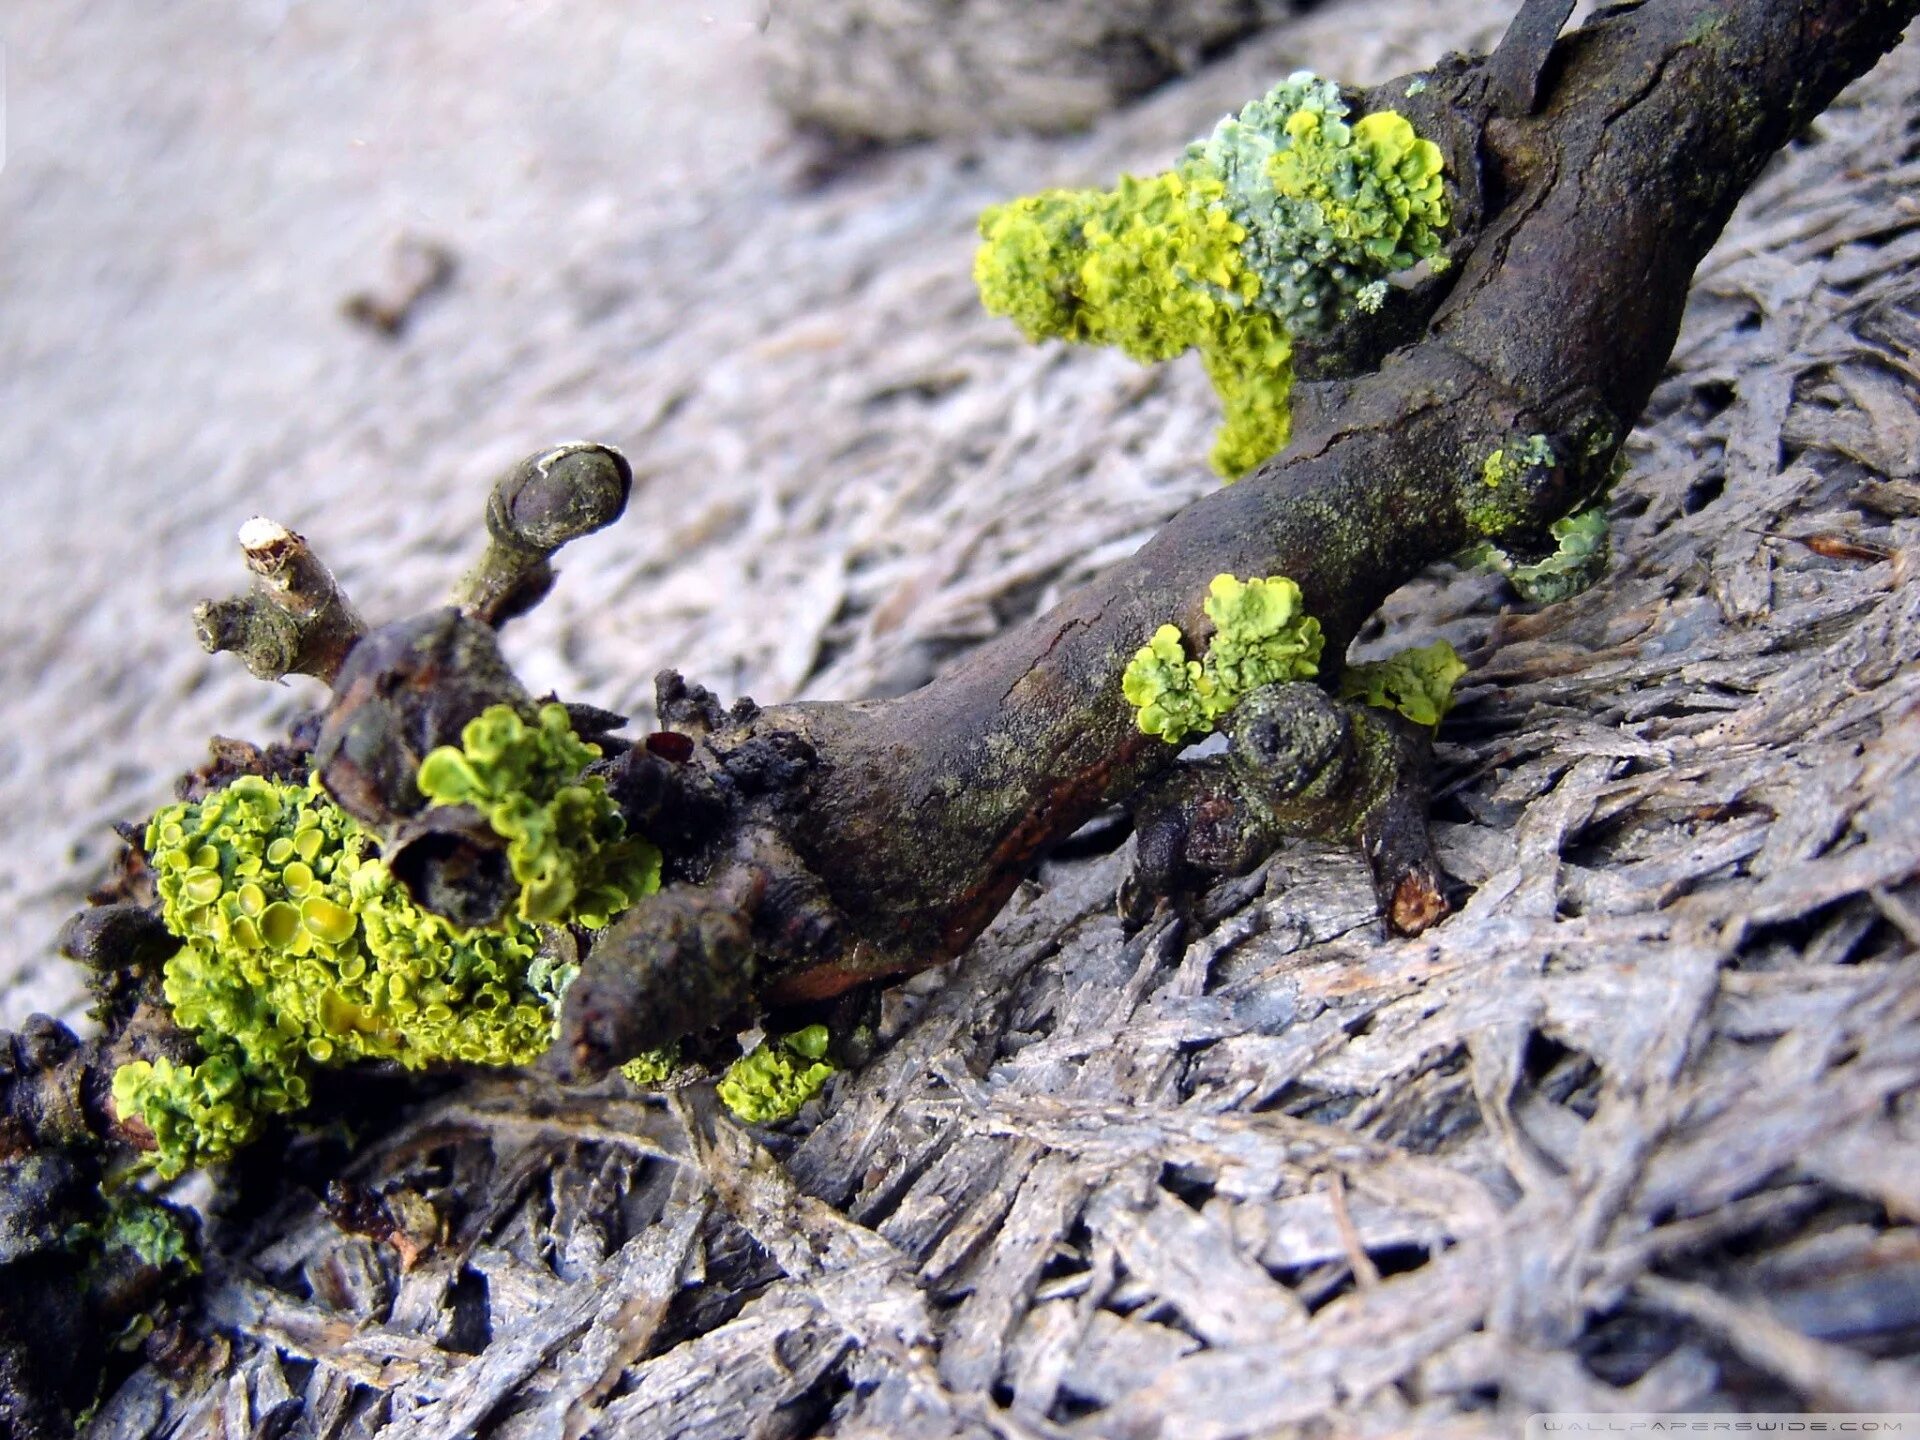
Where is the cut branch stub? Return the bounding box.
[194,517,366,684]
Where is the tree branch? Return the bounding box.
[556,0,1919,1071]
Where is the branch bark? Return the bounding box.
[558,0,1918,1072]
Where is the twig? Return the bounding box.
[194,518,366,683]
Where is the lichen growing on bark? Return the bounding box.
[715,1025,836,1124]
[1464,505,1614,604]
[112,707,659,1177]
[974,72,1449,477]
[417,703,660,926]
[1338,640,1467,727]
[1122,574,1326,744]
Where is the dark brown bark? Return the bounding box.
[558,0,1920,1071]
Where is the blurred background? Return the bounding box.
[0,0,1531,1023]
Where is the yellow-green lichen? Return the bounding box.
[1337,640,1467,727]
[76,1192,198,1276]
[1466,505,1612,605]
[975,168,1292,479]
[619,1046,681,1088]
[1480,433,1557,490]
[1122,574,1325,745]
[418,703,660,926]
[975,72,1449,479]
[716,1026,835,1125]
[114,708,660,1177]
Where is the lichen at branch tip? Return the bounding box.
[974,71,1448,478]
[113,706,660,1178]
[1462,505,1613,605]
[716,1026,836,1124]
[1337,640,1468,727]
[1122,574,1325,745]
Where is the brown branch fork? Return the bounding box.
[531,0,1915,1074]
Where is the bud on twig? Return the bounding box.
[454,442,635,627]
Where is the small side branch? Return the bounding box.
[195,518,366,684]
[454,442,635,627]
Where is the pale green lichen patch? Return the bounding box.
[1495,505,1612,604]
[1122,574,1325,745]
[1481,433,1557,489]
[716,1026,836,1125]
[975,71,1449,478]
[79,1192,198,1275]
[1338,640,1467,727]
[115,708,661,1178]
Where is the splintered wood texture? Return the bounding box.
[68,15,1920,1440]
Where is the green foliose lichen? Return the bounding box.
[63,1191,198,1285]
[114,706,660,1178]
[619,1046,681,1088]
[1121,624,1223,742]
[975,72,1449,479]
[1461,505,1612,605]
[1337,640,1467,727]
[418,703,660,926]
[84,1192,198,1275]
[716,1026,836,1125]
[1122,574,1325,745]
[1480,433,1557,490]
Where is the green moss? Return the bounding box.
[716,1027,836,1125]
[1122,574,1325,745]
[1337,640,1467,727]
[115,709,660,1178]
[975,72,1449,479]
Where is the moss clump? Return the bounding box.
[114,707,659,1177]
[1123,574,1325,744]
[1338,640,1467,727]
[716,1026,835,1125]
[976,72,1449,478]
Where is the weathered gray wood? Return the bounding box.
[7,0,1920,1435]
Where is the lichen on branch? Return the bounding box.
[112,704,659,1177]
[417,703,661,926]
[1121,574,1325,743]
[974,72,1449,477]
[714,1024,836,1125]
[1337,640,1467,728]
